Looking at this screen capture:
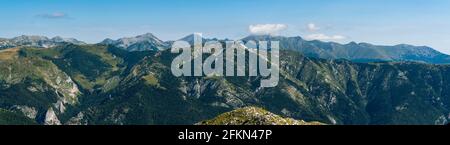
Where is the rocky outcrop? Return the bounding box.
[197,107,324,125]
[65,112,88,125]
[44,108,61,125]
[12,105,37,120]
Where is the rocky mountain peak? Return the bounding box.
[99,33,168,51]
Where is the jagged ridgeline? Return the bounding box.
[1,43,450,125]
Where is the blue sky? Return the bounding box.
[1,0,450,54]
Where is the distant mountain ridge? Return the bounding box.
[0,35,86,49]
[242,35,450,64]
[103,33,450,64]
[99,33,169,51]
[2,33,449,64]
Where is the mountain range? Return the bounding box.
[1,33,450,125]
[242,35,450,64]
[2,33,449,64]
[0,35,86,49]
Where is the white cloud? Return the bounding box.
[249,24,288,35]
[307,23,320,32]
[37,12,68,19]
[305,33,346,41]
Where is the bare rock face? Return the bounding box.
[44,108,61,125]
[12,105,38,120]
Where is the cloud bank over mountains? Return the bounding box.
[247,23,346,41]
